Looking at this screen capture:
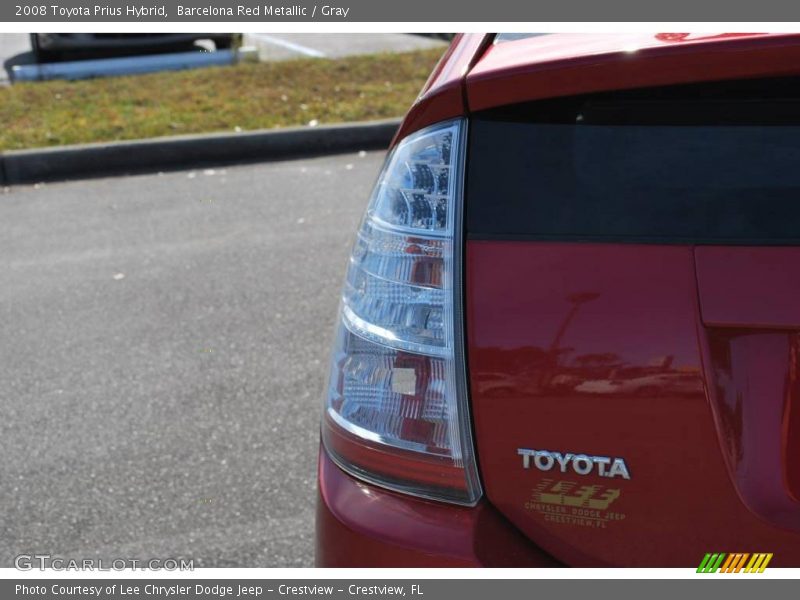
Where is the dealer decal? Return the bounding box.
[524,479,627,529]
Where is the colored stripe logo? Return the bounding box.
[697,553,773,573]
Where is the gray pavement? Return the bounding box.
[0,33,34,84]
[242,33,446,60]
[0,151,384,567]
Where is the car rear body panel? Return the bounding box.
[462,59,800,565]
[316,449,559,567]
[466,33,800,112]
[319,33,800,567]
[391,33,493,144]
[696,248,800,531]
[465,241,800,566]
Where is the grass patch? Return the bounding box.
[0,48,444,151]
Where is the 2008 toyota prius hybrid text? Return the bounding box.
[316,33,800,567]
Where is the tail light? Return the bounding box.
[321,119,482,505]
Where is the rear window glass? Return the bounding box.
[467,83,800,244]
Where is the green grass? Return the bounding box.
[0,48,444,151]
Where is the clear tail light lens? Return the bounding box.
[321,119,481,505]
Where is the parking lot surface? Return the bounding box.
[0,151,384,567]
[0,33,34,83]
[243,33,446,60]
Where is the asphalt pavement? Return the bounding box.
[242,33,446,60]
[0,33,34,84]
[0,151,384,567]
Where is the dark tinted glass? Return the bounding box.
[467,83,800,244]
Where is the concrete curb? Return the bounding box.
[0,118,400,185]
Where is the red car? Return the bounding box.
[316,33,800,567]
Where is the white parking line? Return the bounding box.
[250,34,327,58]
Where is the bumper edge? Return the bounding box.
[316,446,560,567]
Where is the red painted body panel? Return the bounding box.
[394,33,800,143]
[315,448,560,567]
[696,248,800,329]
[467,33,800,112]
[390,34,491,144]
[464,241,800,566]
[318,33,800,566]
[695,248,800,531]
